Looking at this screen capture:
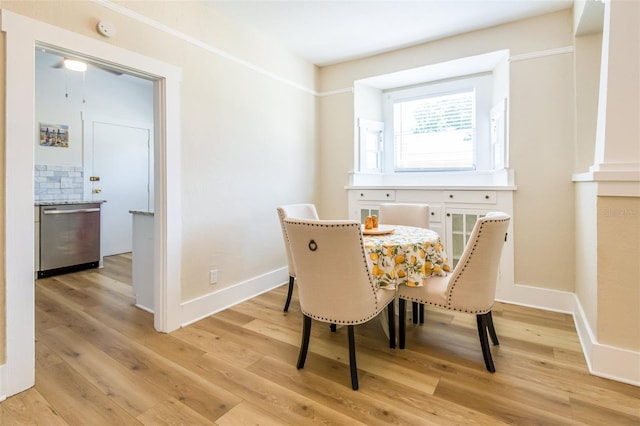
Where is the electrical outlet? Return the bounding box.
[209,269,218,285]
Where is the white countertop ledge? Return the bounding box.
[35,200,106,206]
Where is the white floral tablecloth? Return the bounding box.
[363,225,450,289]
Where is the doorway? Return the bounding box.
[3,10,182,398]
[35,47,155,259]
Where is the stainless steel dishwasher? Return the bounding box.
[38,203,101,278]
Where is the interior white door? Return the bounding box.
[91,121,151,256]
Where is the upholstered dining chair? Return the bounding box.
[379,203,430,229]
[277,204,319,312]
[397,212,511,373]
[283,218,396,390]
[379,202,430,324]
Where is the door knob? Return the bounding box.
[93,188,102,194]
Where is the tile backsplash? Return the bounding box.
[34,165,84,201]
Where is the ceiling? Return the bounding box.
[35,47,153,86]
[205,0,574,66]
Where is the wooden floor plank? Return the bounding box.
[2,255,637,425]
[214,400,294,426]
[136,397,216,426]
[248,354,450,426]
[35,361,141,425]
[190,353,370,425]
[39,325,171,417]
[0,387,69,426]
[171,326,264,369]
[434,377,581,425]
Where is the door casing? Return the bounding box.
[1,9,183,398]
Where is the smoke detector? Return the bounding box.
[97,21,115,38]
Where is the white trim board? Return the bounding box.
[498,283,640,386]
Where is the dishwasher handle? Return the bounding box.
[42,207,101,215]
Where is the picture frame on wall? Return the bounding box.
[39,123,69,148]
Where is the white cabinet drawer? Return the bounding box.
[428,206,442,223]
[443,190,496,204]
[355,189,396,201]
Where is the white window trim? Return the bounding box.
[382,73,493,174]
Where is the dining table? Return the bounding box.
[361,223,451,340]
[362,224,451,290]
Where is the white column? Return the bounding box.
[591,0,640,180]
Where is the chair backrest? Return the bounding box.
[379,203,430,228]
[446,212,511,313]
[277,204,319,276]
[283,218,383,324]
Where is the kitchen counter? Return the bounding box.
[36,200,107,206]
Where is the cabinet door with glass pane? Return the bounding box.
[444,209,487,268]
[359,206,380,224]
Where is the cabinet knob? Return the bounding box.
[485,195,490,199]
[446,213,451,217]
[449,194,454,198]
[431,212,435,215]
[386,193,390,197]
[360,193,364,197]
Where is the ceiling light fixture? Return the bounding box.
[63,59,87,72]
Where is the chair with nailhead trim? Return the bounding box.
[379,203,431,325]
[277,204,320,312]
[283,218,396,390]
[397,212,511,372]
[379,203,430,229]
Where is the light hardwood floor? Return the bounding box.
[1,254,638,425]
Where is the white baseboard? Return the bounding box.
[496,282,576,313]
[498,283,640,386]
[572,297,640,386]
[180,267,289,328]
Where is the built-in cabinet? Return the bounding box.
[347,186,515,295]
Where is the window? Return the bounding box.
[393,90,475,171]
[382,74,493,173]
[353,49,510,186]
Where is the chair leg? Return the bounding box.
[297,314,312,369]
[330,323,337,332]
[283,275,295,312]
[412,301,419,324]
[347,325,358,390]
[486,311,499,346]
[476,313,496,373]
[387,302,396,349]
[419,303,425,324]
[399,298,406,349]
